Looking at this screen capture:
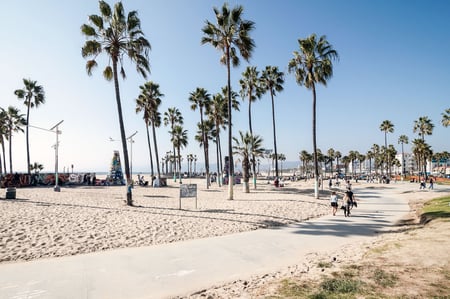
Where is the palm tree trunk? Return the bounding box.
[9,132,13,174]
[200,109,210,189]
[226,47,234,200]
[270,89,279,179]
[112,58,132,205]
[248,99,257,189]
[152,123,161,180]
[146,122,154,177]
[215,135,221,186]
[26,100,31,174]
[1,141,6,174]
[312,82,319,199]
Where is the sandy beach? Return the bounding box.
[1,178,449,298]
[0,177,330,264]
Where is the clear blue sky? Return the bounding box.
[1,0,449,173]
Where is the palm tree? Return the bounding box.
[442,108,450,127]
[136,81,163,180]
[327,148,335,177]
[288,34,339,199]
[171,125,188,184]
[164,107,184,177]
[81,1,151,205]
[240,66,262,188]
[334,150,342,176]
[412,138,432,180]
[0,108,8,175]
[189,87,212,188]
[14,79,45,174]
[413,116,434,141]
[260,65,284,181]
[233,131,264,193]
[4,106,26,174]
[366,150,374,176]
[30,162,44,174]
[207,93,227,186]
[278,153,286,177]
[379,120,394,176]
[202,2,255,200]
[398,135,409,177]
[299,150,311,177]
[348,150,358,177]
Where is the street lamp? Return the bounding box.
[50,120,64,192]
[126,131,138,180]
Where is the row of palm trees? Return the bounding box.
[297,111,450,179]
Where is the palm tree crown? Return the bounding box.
[442,108,450,127]
[413,116,434,141]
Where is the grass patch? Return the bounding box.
[317,261,333,268]
[372,268,398,287]
[320,277,361,293]
[420,196,450,223]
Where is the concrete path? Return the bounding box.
[0,184,417,299]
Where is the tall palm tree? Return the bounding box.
[207,93,227,186]
[288,34,338,199]
[164,107,184,177]
[398,135,409,177]
[14,79,45,174]
[442,108,450,127]
[239,66,262,188]
[171,125,188,184]
[189,87,211,188]
[379,120,394,176]
[0,108,8,175]
[81,1,151,205]
[260,65,284,181]
[334,150,342,176]
[327,148,335,177]
[299,150,311,177]
[233,131,264,193]
[202,2,255,200]
[413,116,434,141]
[366,150,374,176]
[4,106,26,174]
[136,81,163,180]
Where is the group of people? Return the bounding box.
[419,177,434,190]
[330,187,357,217]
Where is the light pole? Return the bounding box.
[126,131,138,182]
[50,120,64,192]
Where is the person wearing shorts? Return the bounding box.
[330,191,338,216]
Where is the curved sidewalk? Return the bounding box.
[0,184,415,299]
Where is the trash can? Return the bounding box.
[6,187,16,199]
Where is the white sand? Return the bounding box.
[0,177,330,264]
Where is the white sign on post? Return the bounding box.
[179,184,197,210]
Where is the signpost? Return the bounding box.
[179,184,197,210]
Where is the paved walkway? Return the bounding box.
[0,184,417,299]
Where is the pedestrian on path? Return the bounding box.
[342,188,355,217]
[428,177,434,190]
[330,191,338,216]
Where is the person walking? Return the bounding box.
[330,191,338,216]
[428,177,434,190]
[343,188,355,217]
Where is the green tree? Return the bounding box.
[239,66,263,189]
[412,138,432,180]
[398,134,409,177]
[299,150,312,177]
[442,108,450,127]
[164,107,184,176]
[4,106,26,174]
[189,87,212,188]
[202,2,255,200]
[260,65,284,180]
[14,79,45,175]
[233,131,264,193]
[327,148,335,177]
[366,150,374,176]
[136,81,163,180]
[379,120,394,176]
[81,1,151,205]
[288,34,338,199]
[413,116,434,141]
[334,150,342,175]
[171,125,188,183]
